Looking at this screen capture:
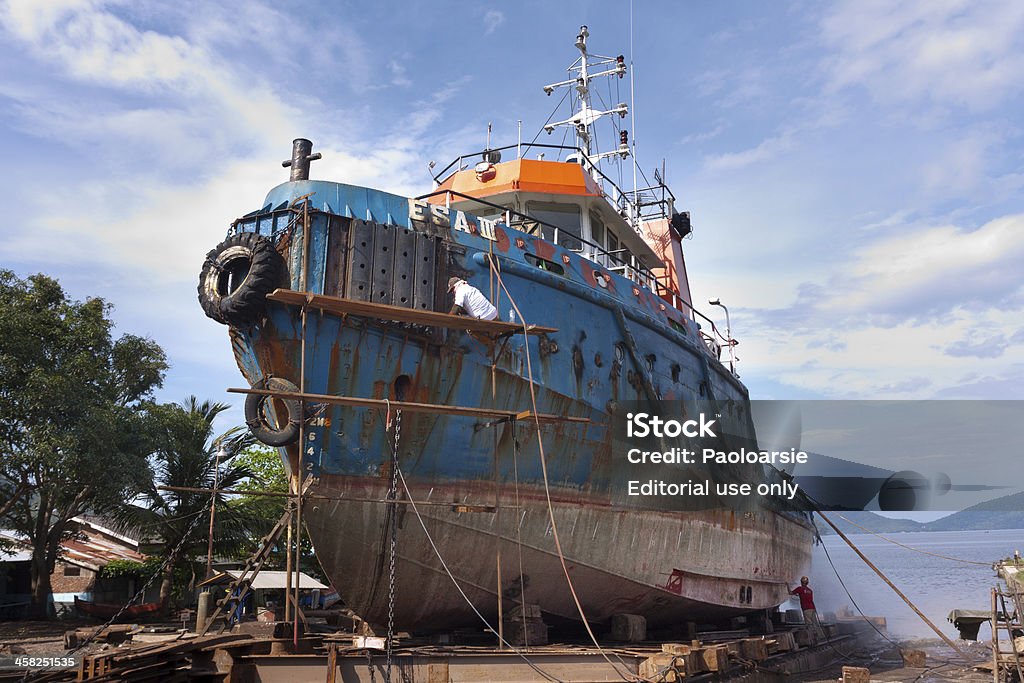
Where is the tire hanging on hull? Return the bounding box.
[245,376,302,446]
[198,232,287,327]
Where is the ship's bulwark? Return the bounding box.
[223,183,813,630]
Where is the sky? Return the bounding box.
[2,0,1023,433]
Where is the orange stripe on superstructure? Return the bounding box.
[430,158,604,203]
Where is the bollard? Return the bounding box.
[196,591,210,632]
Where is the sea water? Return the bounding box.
[806,528,1024,640]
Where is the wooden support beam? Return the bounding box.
[267,288,558,336]
[229,386,591,424]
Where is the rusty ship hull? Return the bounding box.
[306,479,812,629]
[205,174,815,631]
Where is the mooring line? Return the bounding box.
[488,258,638,682]
[816,510,970,661]
[833,512,990,565]
[396,467,562,683]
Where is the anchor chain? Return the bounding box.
[384,409,402,682]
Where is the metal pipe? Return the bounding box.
[294,199,311,646]
[281,138,322,182]
[415,187,661,285]
[205,445,226,579]
[284,513,293,623]
[708,298,735,374]
[226,387,589,423]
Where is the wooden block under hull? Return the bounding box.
[610,613,647,642]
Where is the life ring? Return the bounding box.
[198,232,286,327]
[245,377,302,446]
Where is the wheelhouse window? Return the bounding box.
[606,230,624,267]
[589,211,606,265]
[527,202,583,251]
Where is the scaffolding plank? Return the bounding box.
[228,387,589,424]
[267,289,557,336]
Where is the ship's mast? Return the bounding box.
[542,26,629,163]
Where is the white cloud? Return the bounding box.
[728,213,1024,398]
[0,0,474,413]
[944,334,1011,359]
[823,214,1024,320]
[703,130,795,171]
[389,59,412,87]
[483,9,504,36]
[679,122,725,146]
[821,0,1024,109]
[0,0,301,168]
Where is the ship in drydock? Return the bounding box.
[197,26,814,632]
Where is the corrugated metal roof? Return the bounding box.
[0,548,32,563]
[61,535,146,571]
[1,521,146,570]
[199,570,328,590]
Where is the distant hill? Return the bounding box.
[925,491,1024,532]
[816,510,923,535]
[817,491,1024,535]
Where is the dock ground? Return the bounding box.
[0,620,1000,681]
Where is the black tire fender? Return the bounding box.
[198,232,286,327]
[244,377,302,447]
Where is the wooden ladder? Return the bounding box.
[991,586,1024,682]
[198,503,294,636]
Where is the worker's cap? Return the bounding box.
[447,277,463,292]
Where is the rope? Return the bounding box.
[487,257,636,681]
[814,517,904,651]
[816,525,968,675]
[816,510,969,660]
[512,430,530,647]
[522,88,571,159]
[833,512,989,565]
[396,467,561,682]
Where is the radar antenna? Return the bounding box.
[541,26,630,163]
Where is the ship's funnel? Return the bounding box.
[282,138,322,181]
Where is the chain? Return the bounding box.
[28,496,214,680]
[366,648,377,683]
[384,409,402,683]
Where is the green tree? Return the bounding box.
[0,271,167,617]
[115,398,258,610]
[232,446,324,580]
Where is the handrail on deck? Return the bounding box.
[415,187,738,373]
[431,142,676,229]
[416,188,660,290]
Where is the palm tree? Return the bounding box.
[115,397,258,610]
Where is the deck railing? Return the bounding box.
[416,188,737,374]
[229,188,737,375]
[432,142,676,233]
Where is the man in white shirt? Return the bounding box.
[447,277,498,320]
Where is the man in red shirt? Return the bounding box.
[791,576,825,640]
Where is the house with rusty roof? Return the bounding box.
[0,516,155,618]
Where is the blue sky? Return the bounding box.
[2,0,1023,430]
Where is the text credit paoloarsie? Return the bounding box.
[621,411,805,502]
